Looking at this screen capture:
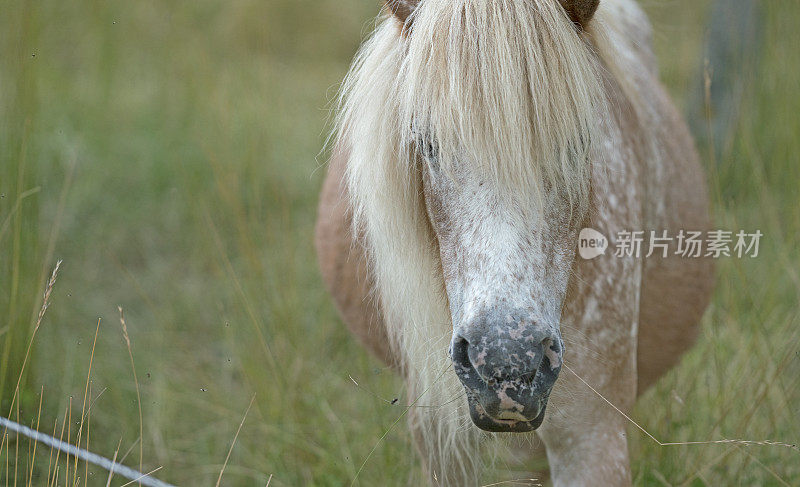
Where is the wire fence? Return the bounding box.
[0,416,175,487]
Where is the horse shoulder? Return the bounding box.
[315,144,397,367]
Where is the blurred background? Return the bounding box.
[1,0,798,485]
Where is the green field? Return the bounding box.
[1,0,798,485]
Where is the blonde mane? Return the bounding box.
[335,0,642,480]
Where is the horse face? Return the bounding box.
[418,141,584,432]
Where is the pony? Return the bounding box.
[315,0,714,484]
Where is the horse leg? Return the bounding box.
[535,257,641,486]
[505,436,550,484]
[537,341,637,485]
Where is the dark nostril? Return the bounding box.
[451,336,491,391]
[521,371,537,385]
[450,336,472,369]
[544,337,561,354]
[540,336,564,371]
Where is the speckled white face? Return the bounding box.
[418,141,589,431]
[418,145,584,338]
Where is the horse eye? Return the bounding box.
[416,138,440,172]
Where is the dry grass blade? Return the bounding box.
[119,466,164,487]
[1,260,62,432]
[45,417,57,486]
[564,364,799,452]
[350,365,451,487]
[66,395,73,486]
[118,306,144,485]
[85,381,93,487]
[49,404,69,487]
[105,438,123,487]
[73,319,100,483]
[480,478,542,486]
[13,396,19,487]
[215,394,256,487]
[3,432,8,487]
[28,386,43,486]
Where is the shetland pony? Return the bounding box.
[316,0,714,484]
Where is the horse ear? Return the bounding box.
[385,0,419,24]
[559,0,600,28]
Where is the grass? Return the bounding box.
[1,0,798,485]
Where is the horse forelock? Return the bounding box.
[398,0,607,207]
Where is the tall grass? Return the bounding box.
[0,0,797,485]
[630,1,800,484]
[0,0,44,411]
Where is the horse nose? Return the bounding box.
[455,328,559,385]
[450,309,563,389]
[450,312,564,432]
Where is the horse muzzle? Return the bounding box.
[450,313,563,433]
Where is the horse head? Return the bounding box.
[416,134,585,432]
[389,0,603,432]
